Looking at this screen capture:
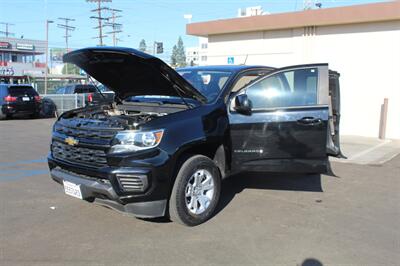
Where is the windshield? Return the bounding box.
[176,70,232,102]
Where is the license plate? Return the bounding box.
[63,180,83,199]
[22,97,30,101]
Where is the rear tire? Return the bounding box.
[169,155,221,226]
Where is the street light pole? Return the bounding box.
[45,20,53,95]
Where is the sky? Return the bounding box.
[0,0,388,62]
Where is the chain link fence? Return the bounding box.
[40,94,87,117]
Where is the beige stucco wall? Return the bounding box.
[205,21,400,139]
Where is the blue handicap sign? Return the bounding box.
[227,57,234,64]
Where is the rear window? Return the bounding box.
[8,86,38,97]
[74,85,97,93]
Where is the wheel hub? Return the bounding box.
[185,169,214,215]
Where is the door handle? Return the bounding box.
[297,117,322,126]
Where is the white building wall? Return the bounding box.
[206,21,400,139]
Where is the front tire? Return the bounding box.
[169,155,221,226]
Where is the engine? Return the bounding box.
[59,105,167,130]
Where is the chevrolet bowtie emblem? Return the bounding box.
[65,137,79,146]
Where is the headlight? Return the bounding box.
[109,129,164,154]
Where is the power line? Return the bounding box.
[57,17,75,73]
[0,22,15,37]
[87,0,112,46]
[57,17,76,52]
[105,8,122,46]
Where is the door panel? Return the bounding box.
[228,64,330,173]
[230,107,328,172]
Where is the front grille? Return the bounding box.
[54,123,118,140]
[52,141,107,168]
[116,174,148,192]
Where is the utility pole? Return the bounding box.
[0,22,15,37]
[57,17,75,73]
[106,8,122,46]
[45,20,54,95]
[87,0,112,46]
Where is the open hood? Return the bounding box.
[63,47,207,104]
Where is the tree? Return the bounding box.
[170,37,186,67]
[176,37,186,67]
[62,63,80,75]
[170,45,178,66]
[139,39,147,52]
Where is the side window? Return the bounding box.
[231,70,271,94]
[246,68,318,109]
[66,86,74,94]
[231,75,261,93]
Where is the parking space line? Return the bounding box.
[0,158,47,167]
[0,158,48,181]
[0,169,49,181]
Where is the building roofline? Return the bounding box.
[0,37,46,43]
[187,1,400,37]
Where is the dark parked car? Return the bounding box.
[55,84,97,104]
[48,47,343,226]
[92,84,115,104]
[56,84,97,95]
[0,84,41,119]
[56,83,114,105]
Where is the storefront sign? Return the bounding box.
[16,43,35,51]
[0,42,11,49]
[0,67,15,76]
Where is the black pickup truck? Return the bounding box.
[48,47,342,226]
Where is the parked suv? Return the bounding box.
[48,47,343,226]
[0,84,41,119]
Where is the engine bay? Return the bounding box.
[59,103,174,130]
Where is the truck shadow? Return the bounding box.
[215,172,323,216]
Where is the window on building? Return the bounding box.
[246,68,318,109]
[11,55,18,62]
[3,53,10,62]
[201,43,208,49]
[201,56,207,61]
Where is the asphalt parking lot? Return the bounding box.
[0,118,399,266]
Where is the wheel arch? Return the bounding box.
[169,141,229,193]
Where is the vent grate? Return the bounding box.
[116,174,148,192]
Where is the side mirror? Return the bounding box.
[234,94,252,115]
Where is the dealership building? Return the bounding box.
[187,1,400,139]
[0,37,47,83]
[0,37,86,93]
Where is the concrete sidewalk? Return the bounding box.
[331,135,400,165]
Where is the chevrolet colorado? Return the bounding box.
[48,47,342,226]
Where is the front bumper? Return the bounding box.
[50,167,167,218]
